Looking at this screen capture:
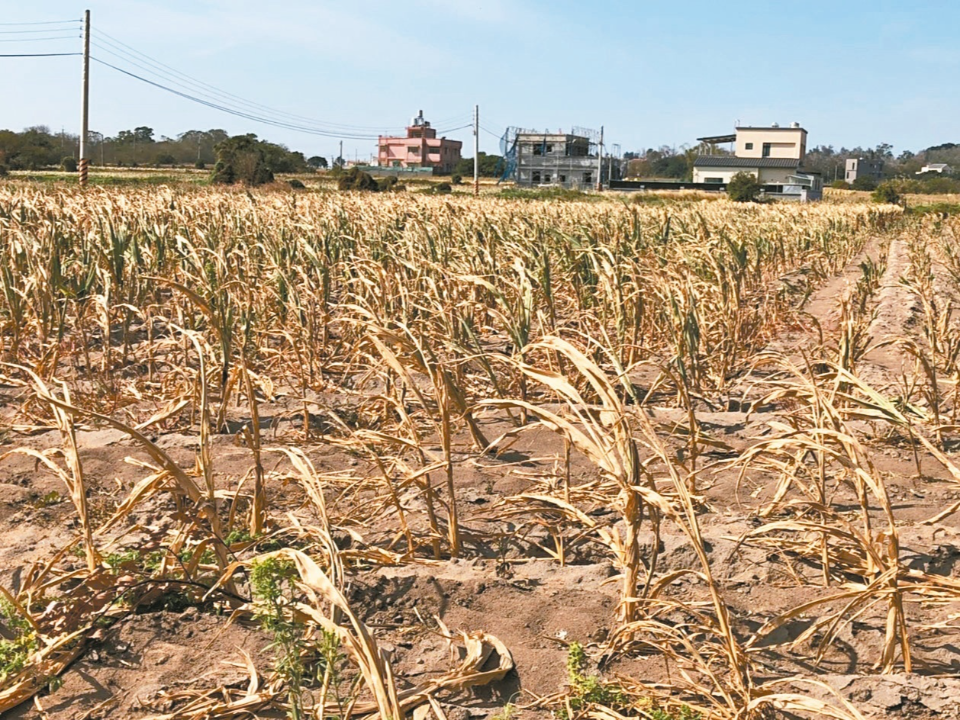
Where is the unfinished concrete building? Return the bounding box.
[514,131,606,189]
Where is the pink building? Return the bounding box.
[378,111,462,174]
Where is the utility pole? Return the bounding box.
[339,140,343,168]
[473,104,479,197]
[596,126,604,191]
[79,9,90,187]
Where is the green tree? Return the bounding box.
[212,134,275,186]
[727,171,762,202]
[307,155,328,169]
[454,151,502,178]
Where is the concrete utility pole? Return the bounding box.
[596,126,604,191]
[339,140,343,167]
[79,9,90,187]
[473,104,479,197]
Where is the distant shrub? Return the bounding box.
[451,173,463,185]
[923,176,960,194]
[288,178,306,190]
[434,182,452,194]
[0,163,7,177]
[852,175,878,191]
[830,179,851,190]
[154,153,177,167]
[872,182,901,205]
[727,172,761,202]
[195,160,206,170]
[337,166,379,192]
[60,156,78,173]
[377,175,400,192]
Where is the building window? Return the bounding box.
[543,173,551,183]
[532,171,541,183]
[705,177,723,184]
[408,146,419,154]
[762,143,772,158]
[546,144,553,153]
[745,143,754,150]
[583,172,592,184]
[559,175,566,183]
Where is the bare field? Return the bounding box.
[2,185,960,720]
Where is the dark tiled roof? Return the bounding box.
[693,156,800,168]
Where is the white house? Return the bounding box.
[917,163,952,175]
[693,123,822,200]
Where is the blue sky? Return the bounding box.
[1,0,957,161]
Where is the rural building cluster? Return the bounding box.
[372,110,836,200]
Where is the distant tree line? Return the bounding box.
[623,146,699,181]
[0,125,311,172]
[0,126,80,170]
[453,151,502,178]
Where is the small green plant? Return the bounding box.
[563,641,629,715]
[105,549,142,574]
[561,642,700,720]
[60,156,78,173]
[226,528,254,546]
[251,557,307,720]
[316,627,350,718]
[0,597,38,683]
[490,702,517,720]
[288,178,306,190]
[33,490,64,508]
[178,546,216,566]
[451,173,463,185]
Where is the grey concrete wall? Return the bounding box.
[516,155,606,188]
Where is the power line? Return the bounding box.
[0,35,79,43]
[88,39,406,138]
[0,52,80,57]
[92,28,414,135]
[0,26,80,34]
[91,55,390,140]
[0,19,80,26]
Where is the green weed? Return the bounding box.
[0,598,38,683]
[250,557,307,720]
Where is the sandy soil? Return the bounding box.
[4,229,960,720]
